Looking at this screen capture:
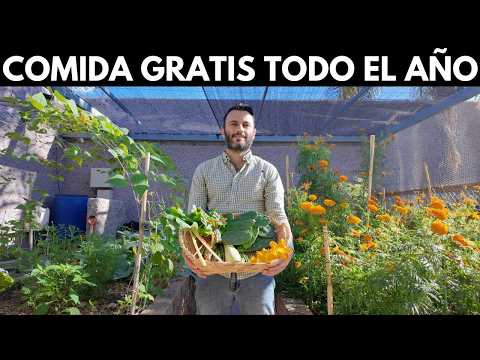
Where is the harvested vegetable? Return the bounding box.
[163,207,284,265]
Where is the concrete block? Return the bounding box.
[87,198,128,236]
[97,189,113,199]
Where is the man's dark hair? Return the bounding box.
[223,103,255,128]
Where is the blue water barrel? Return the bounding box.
[52,195,88,234]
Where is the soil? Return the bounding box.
[0,279,132,315]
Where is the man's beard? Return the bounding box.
[225,131,254,152]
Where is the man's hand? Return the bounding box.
[261,251,293,276]
[182,251,211,278]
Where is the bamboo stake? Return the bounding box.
[424,161,433,203]
[367,135,376,201]
[285,155,291,208]
[131,152,150,315]
[285,155,290,192]
[382,187,386,211]
[367,135,376,227]
[323,225,334,315]
[28,230,34,250]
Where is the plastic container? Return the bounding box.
[52,195,89,234]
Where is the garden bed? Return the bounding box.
[0,278,131,315]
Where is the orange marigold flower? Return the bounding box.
[339,175,348,182]
[426,207,449,220]
[351,229,361,237]
[463,197,477,206]
[431,220,449,235]
[309,205,326,216]
[347,215,362,225]
[376,214,392,222]
[318,160,329,170]
[300,201,314,211]
[452,234,470,247]
[359,243,369,251]
[393,205,409,215]
[362,234,373,242]
[324,199,336,207]
[359,241,377,251]
[468,212,480,220]
[308,194,317,201]
[394,196,405,206]
[430,196,445,209]
[368,204,379,213]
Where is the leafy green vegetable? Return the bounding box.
[221,211,276,252]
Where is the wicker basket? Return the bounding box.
[179,229,278,274]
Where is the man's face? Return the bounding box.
[222,110,256,152]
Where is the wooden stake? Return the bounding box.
[285,155,290,192]
[424,161,433,203]
[28,230,34,251]
[367,135,376,201]
[367,135,376,227]
[323,225,334,315]
[382,187,386,211]
[131,152,150,315]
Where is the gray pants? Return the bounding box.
[193,273,275,315]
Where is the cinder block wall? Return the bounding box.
[60,140,363,222]
[0,87,59,223]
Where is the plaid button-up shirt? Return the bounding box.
[187,150,290,279]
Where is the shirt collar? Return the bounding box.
[222,150,253,165]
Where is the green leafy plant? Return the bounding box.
[75,235,134,294]
[1,89,184,226]
[0,268,14,293]
[279,136,480,315]
[115,283,154,314]
[21,263,96,315]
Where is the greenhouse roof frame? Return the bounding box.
[52,86,480,143]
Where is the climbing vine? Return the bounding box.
[1,88,184,228]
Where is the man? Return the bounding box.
[185,103,294,315]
